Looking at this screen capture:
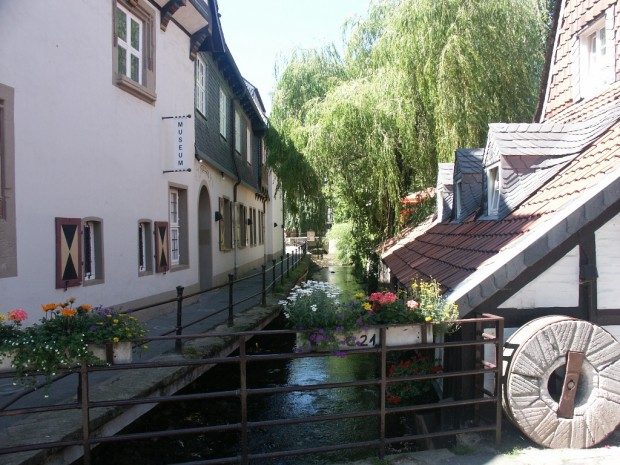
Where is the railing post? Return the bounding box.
[228,273,234,326]
[175,285,184,353]
[261,264,267,306]
[80,363,92,465]
[239,335,249,465]
[379,327,387,459]
[280,255,284,285]
[286,252,290,278]
[496,317,504,445]
[272,259,276,291]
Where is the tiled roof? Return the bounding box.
[482,104,620,219]
[542,0,617,120]
[382,99,620,311]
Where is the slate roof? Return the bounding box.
[382,90,620,314]
[454,149,484,221]
[482,105,620,219]
[437,163,454,222]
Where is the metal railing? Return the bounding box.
[0,246,306,411]
[0,314,504,464]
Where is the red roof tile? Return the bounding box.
[382,108,620,290]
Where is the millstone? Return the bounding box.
[502,315,620,448]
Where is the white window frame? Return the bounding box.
[84,221,97,281]
[219,88,228,138]
[455,179,462,220]
[169,189,180,266]
[576,11,615,99]
[486,165,500,216]
[138,222,147,272]
[195,57,207,115]
[234,110,241,153]
[116,4,143,84]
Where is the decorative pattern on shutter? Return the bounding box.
[571,36,581,102]
[55,218,82,289]
[605,6,616,85]
[154,221,169,273]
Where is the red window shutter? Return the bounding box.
[55,218,82,289]
[154,221,170,273]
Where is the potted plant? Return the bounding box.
[86,306,146,364]
[386,353,443,406]
[280,280,364,351]
[0,308,28,371]
[280,279,458,351]
[12,299,97,386]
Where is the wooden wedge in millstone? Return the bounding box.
[502,316,620,448]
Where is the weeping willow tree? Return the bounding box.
[268,0,551,271]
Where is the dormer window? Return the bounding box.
[455,179,462,219]
[486,166,500,216]
[574,12,615,100]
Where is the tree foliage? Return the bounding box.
[267,0,551,268]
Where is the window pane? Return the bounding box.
[138,224,145,269]
[130,19,140,51]
[118,46,127,76]
[599,28,606,56]
[130,54,140,82]
[116,8,127,41]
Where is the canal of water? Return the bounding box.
[81,262,417,465]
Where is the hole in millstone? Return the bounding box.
[547,364,589,407]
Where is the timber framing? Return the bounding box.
[469,194,620,325]
[160,0,187,31]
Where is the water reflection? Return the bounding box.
[86,263,386,465]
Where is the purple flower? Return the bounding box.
[94,306,115,317]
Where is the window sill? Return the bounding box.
[170,264,190,273]
[115,74,156,104]
[83,278,104,287]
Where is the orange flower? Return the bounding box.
[80,304,93,312]
[60,308,77,317]
[41,303,57,312]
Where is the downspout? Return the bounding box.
[231,98,241,277]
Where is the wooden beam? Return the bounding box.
[189,25,210,61]
[160,0,186,32]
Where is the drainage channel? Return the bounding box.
[76,264,396,464]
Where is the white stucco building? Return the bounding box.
[0,0,284,321]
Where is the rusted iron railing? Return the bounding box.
[0,246,306,412]
[0,314,504,464]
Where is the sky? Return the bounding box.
[217,0,372,114]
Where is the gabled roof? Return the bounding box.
[437,163,454,222]
[454,148,484,220]
[203,0,268,131]
[482,104,620,219]
[382,94,620,314]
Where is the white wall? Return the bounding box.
[265,170,284,259]
[498,246,579,309]
[596,211,620,309]
[0,1,275,319]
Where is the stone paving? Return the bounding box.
[335,423,620,465]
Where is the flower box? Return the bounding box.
[89,342,133,364]
[299,324,434,352]
[339,323,434,349]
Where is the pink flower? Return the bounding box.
[406,299,419,309]
[8,308,28,322]
[368,292,397,306]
